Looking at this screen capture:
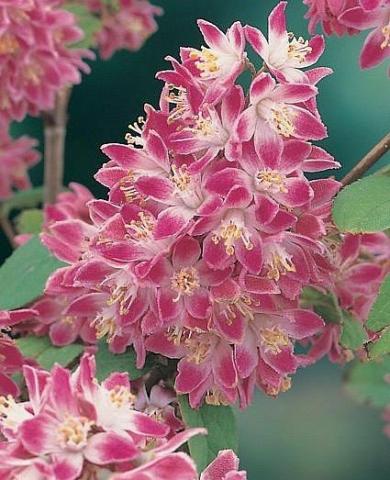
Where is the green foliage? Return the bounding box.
[178,395,238,472]
[16,209,43,235]
[16,336,84,370]
[94,341,154,381]
[345,357,390,407]
[64,3,101,49]
[366,275,390,332]
[340,312,367,350]
[368,328,390,359]
[0,236,64,310]
[301,287,342,324]
[332,175,390,233]
[1,187,43,218]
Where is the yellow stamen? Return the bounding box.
[205,389,229,406]
[381,23,390,49]
[256,168,287,193]
[127,212,155,240]
[0,34,19,55]
[271,105,295,137]
[170,164,191,192]
[287,32,312,63]
[108,385,135,408]
[212,220,253,256]
[266,251,295,281]
[190,47,220,78]
[166,84,189,124]
[171,267,200,300]
[57,416,93,449]
[260,327,290,354]
[125,117,145,146]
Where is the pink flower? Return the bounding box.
[0,335,24,397]
[245,2,325,82]
[200,450,247,480]
[0,122,40,199]
[303,0,360,36]
[339,0,390,70]
[87,0,163,60]
[0,354,205,479]
[235,72,326,161]
[0,0,94,121]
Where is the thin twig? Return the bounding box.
[341,131,390,186]
[43,87,72,204]
[0,213,15,248]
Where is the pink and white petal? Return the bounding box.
[254,194,279,225]
[227,21,245,53]
[153,428,207,456]
[346,263,382,285]
[241,275,280,295]
[221,85,245,130]
[261,345,297,375]
[185,288,211,319]
[234,331,258,379]
[360,27,390,69]
[147,131,170,172]
[290,106,327,140]
[235,234,263,275]
[172,236,201,268]
[50,366,78,414]
[127,411,170,438]
[206,168,249,197]
[176,359,211,393]
[282,309,325,339]
[254,119,283,169]
[273,84,317,104]
[101,143,147,169]
[200,449,240,480]
[235,107,257,142]
[21,414,58,456]
[268,1,289,51]
[250,73,276,104]
[244,25,270,60]
[157,288,181,323]
[197,260,232,286]
[111,452,198,480]
[302,146,340,172]
[339,7,384,29]
[135,176,174,202]
[65,292,106,317]
[274,177,313,208]
[301,35,325,67]
[281,140,311,173]
[52,453,83,480]
[214,308,246,344]
[203,234,232,270]
[84,432,138,465]
[224,185,252,208]
[198,19,231,51]
[155,207,192,239]
[360,0,382,9]
[212,342,238,388]
[49,319,80,346]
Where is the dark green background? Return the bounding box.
[9,1,390,478]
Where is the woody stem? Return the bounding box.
[341,131,390,187]
[43,87,72,204]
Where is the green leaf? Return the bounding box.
[340,312,368,350]
[332,175,390,233]
[301,287,342,324]
[16,209,43,235]
[345,357,390,407]
[64,3,101,49]
[368,328,390,359]
[366,275,390,331]
[16,336,84,370]
[95,341,154,381]
[0,236,65,310]
[178,395,238,472]
[1,187,43,217]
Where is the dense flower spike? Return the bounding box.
[0,122,40,199]
[84,0,163,59]
[0,354,205,479]
[35,2,352,408]
[304,0,390,72]
[0,0,93,121]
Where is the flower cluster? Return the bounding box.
[304,0,390,71]
[307,232,390,364]
[83,0,163,59]
[37,2,348,409]
[0,0,93,122]
[0,122,40,199]
[0,353,248,479]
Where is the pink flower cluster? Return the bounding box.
[0,353,205,479]
[0,122,40,199]
[304,0,390,71]
[37,2,346,409]
[308,232,390,364]
[83,0,163,59]
[0,0,93,122]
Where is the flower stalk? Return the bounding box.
[43,87,72,204]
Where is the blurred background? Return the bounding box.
[8,0,390,478]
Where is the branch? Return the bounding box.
[341,131,390,186]
[43,87,72,204]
